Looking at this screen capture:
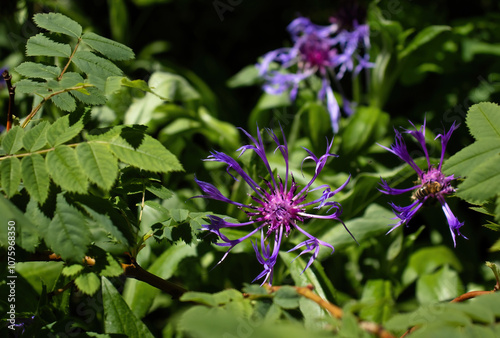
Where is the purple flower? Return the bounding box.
[256,16,372,133]
[378,120,467,247]
[194,126,354,285]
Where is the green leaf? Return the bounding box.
[145,181,173,199]
[26,33,72,57]
[273,286,300,309]
[402,246,462,286]
[62,264,84,277]
[46,145,89,193]
[81,204,129,251]
[77,142,118,191]
[75,272,101,296]
[71,86,107,105]
[147,71,200,101]
[47,115,84,147]
[399,25,451,60]
[50,91,77,112]
[102,277,155,337]
[21,154,50,204]
[23,121,50,151]
[82,32,134,60]
[33,12,82,38]
[93,126,183,173]
[466,102,500,140]
[73,50,123,78]
[59,71,85,87]
[15,79,47,94]
[227,65,260,88]
[45,194,92,261]
[416,265,464,304]
[0,195,40,252]
[15,62,61,79]
[1,157,22,197]
[359,280,394,323]
[2,125,25,154]
[455,156,500,204]
[443,138,500,177]
[123,243,196,318]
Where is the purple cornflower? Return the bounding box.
[378,120,466,247]
[256,16,372,133]
[194,126,354,285]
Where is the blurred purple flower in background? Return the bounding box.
[256,16,372,133]
[194,126,354,285]
[378,120,466,247]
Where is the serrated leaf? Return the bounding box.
[82,32,134,61]
[99,127,183,173]
[50,91,77,112]
[1,157,22,197]
[82,204,129,250]
[466,102,500,140]
[73,50,123,79]
[46,145,89,193]
[45,194,92,261]
[59,72,84,88]
[62,264,84,277]
[145,181,173,199]
[75,272,101,295]
[47,115,84,147]
[443,138,500,176]
[15,62,61,79]
[456,156,500,204]
[23,121,50,151]
[99,253,124,277]
[71,86,107,105]
[26,33,71,57]
[15,79,47,94]
[21,154,50,204]
[34,12,82,38]
[102,277,154,337]
[0,195,40,252]
[77,142,118,191]
[2,125,25,154]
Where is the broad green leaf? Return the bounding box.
[47,115,84,147]
[26,33,72,57]
[77,142,118,191]
[46,145,89,193]
[455,156,500,204]
[2,125,25,154]
[33,12,82,38]
[416,265,464,304]
[15,62,61,79]
[75,272,101,295]
[45,194,92,261]
[402,246,462,286]
[273,286,300,309]
[399,25,451,59]
[443,138,500,177]
[359,280,394,323]
[15,79,47,94]
[50,91,77,112]
[0,195,40,252]
[94,126,183,173]
[73,50,123,78]
[62,264,84,277]
[21,154,50,204]
[145,181,173,199]
[23,121,50,151]
[1,157,22,197]
[82,32,134,60]
[123,243,196,318]
[82,204,129,251]
[341,106,389,154]
[59,71,84,88]
[227,64,261,88]
[71,86,107,105]
[102,277,154,337]
[147,71,200,101]
[466,102,500,140]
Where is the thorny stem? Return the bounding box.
[266,285,396,338]
[58,38,81,81]
[20,84,93,129]
[2,70,15,131]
